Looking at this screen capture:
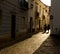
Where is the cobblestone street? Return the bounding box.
[33,35,60,54]
[0,31,50,54]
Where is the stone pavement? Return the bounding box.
[0,31,50,54]
[33,35,60,54]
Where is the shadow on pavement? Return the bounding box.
[0,33,32,50]
[0,31,39,50]
[33,35,60,54]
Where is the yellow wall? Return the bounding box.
[28,0,50,31]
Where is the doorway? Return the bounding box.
[11,15,16,39]
[39,20,40,30]
[30,17,33,32]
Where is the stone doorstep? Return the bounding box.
[0,32,28,43]
[0,34,11,44]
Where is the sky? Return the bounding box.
[25,0,51,6]
[25,0,28,2]
[41,0,51,6]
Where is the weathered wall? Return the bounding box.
[0,0,28,39]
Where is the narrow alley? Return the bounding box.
[0,31,50,54]
[1,0,60,54]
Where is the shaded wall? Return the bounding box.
[51,0,60,34]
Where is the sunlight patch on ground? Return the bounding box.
[0,30,51,54]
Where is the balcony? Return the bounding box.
[19,0,28,10]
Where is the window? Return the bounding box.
[19,0,28,10]
[21,17,26,29]
[30,4,33,8]
[46,9,47,12]
[43,15,45,19]
[35,6,39,18]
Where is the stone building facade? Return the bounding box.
[0,0,50,40]
[0,0,28,39]
[28,0,50,32]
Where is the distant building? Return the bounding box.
[28,0,50,32]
